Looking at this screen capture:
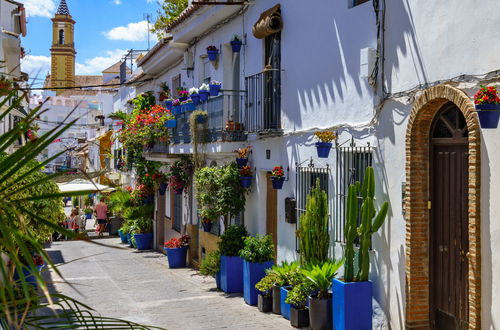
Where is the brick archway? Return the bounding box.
[405,85,481,329]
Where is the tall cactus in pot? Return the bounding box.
[344,181,359,282]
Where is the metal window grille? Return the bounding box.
[173,192,182,232]
[334,143,373,243]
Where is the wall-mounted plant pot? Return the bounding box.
[231,40,242,53]
[243,259,274,306]
[201,221,212,232]
[165,100,173,110]
[240,176,252,188]
[332,278,372,330]
[207,50,219,61]
[165,119,177,128]
[199,90,210,102]
[185,103,196,112]
[134,233,153,250]
[220,255,244,293]
[196,115,207,124]
[174,187,184,195]
[258,294,273,313]
[271,177,285,190]
[209,84,221,96]
[475,104,500,128]
[165,246,188,268]
[236,157,248,167]
[272,285,281,314]
[280,286,292,320]
[179,96,188,102]
[172,106,181,115]
[191,94,201,106]
[315,142,332,158]
[159,182,167,195]
[291,306,310,328]
[309,294,332,330]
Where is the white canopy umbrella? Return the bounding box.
[58,179,115,193]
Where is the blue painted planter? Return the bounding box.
[207,50,218,61]
[216,271,221,290]
[127,234,134,248]
[159,182,167,195]
[243,260,274,305]
[240,176,252,188]
[165,100,173,110]
[199,90,209,102]
[185,102,196,112]
[172,106,181,115]
[179,96,188,102]
[85,213,92,219]
[271,177,284,190]
[14,264,44,289]
[476,104,500,128]
[235,158,248,167]
[231,40,242,53]
[118,230,128,243]
[202,221,213,232]
[191,94,201,106]
[134,233,153,250]
[220,255,244,293]
[316,142,332,158]
[165,246,188,268]
[332,278,372,330]
[165,119,177,128]
[209,84,221,96]
[280,286,292,320]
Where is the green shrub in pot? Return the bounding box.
[200,250,221,277]
[218,224,248,256]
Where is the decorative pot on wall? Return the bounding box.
[315,142,332,158]
[207,49,219,61]
[475,104,500,128]
[271,177,285,190]
[231,39,242,53]
[240,176,252,188]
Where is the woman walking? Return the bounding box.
[94,198,108,238]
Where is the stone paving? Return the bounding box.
[44,236,292,330]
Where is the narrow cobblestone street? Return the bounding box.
[45,236,292,330]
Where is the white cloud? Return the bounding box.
[21,55,51,81]
[103,21,149,42]
[113,0,122,4]
[75,49,126,75]
[23,0,56,18]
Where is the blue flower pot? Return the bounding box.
[172,106,181,115]
[196,115,207,124]
[191,94,201,106]
[199,90,209,102]
[243,260,274,305]
[240,176,252,188]
[179,96,188,102]
[271,177,284,190]
[165,119,177,128]
[202,221,212,232]
[165,100,173,110]
[159,182,167,195]
[231,40,242,53]
[220,255,243,293]
[134,233,153,250]
[185,102,196,112]
[216,271,221,290]
[207,50,218,61]
[127,234,134,248]
[165,246,188,268]
[118,230,128,243]
[280,286,292,320]
[235,158,248,167]
[85,213,92,219]
[316,142,332,158]
[180,104,186,113]
[14,264,44,289]
[333,278,372,330]
[476,104,500,128]
[209,84,221,96]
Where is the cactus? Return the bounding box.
[344,167,389,282]
[298,179,330,265]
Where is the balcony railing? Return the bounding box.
[244,71,282,133]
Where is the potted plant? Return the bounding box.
[189,87,200,106]
[13,255,45,289]
[192,110,208,124]
[239,165,252,188]
[172,99,181,115]
[178,87,189,101]
[303,261,343,330]
[333,167,389,330]
[152,172,168,195]
[270,166,285,189]
[199,206,217,232]
[314,131,336,158]
[267,261,301,320]
[168,157,193,195]
[239,235,275,306]
[199,249,221,290]
[132,217,154,250]
[164,235,190,268]
[206,45,219,61]
[255,273,277,313]
[474,84,500,128]
[230,35,242,53]
[209,80,222,96]
[118,220,132,244]
[236,146,250,166]
[159,82,170,101]
[286,281,315,328]
[83,207,93,219]
[165,97,174,110]
[218,225,248,293]
[199,83,210,102]
[184,98,196,112]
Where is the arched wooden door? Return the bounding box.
[429,102,469,329]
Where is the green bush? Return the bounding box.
[72,196,79,207]
[218,224,248,256]
[285,280,316,309]
[84,195,93,206]
[239,235,274,263]
[199,250,220,277]
[301,260,343,299]
[255,273,278,297]
[267,261,301,287]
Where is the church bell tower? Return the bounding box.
[50,0,76,93]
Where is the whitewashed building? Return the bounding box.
[120,0,500,328]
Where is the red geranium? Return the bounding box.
[271,166,285,179]
[164,235,190,248]
[474,85,500,105]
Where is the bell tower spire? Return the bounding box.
[50,0,76,93]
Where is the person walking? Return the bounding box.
[94,198,108,238]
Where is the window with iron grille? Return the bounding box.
[172,74,181,98]
[334,145,373,243]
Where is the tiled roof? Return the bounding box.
[75,75,102,87]
[56,0,70,15]
[102,62,132,74]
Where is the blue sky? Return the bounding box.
[21,0,160,84]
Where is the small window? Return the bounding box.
[350,0,370,8]
[172,74,181,98]
[202,57,211,84]
[59,29,65,44]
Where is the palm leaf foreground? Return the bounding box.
[0,90,164,329]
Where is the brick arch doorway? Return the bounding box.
[404,85,481,329]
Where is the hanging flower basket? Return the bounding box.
[165,99,173,110]
[236,158,248,167]
[191,93,201,105]
[159,182,168,195]
[231,39,242,53]
[475,104,500,128]
[271,177,285,189]
[315,142,332,158]
[207,48,219,61]
[165,120,177,128]
[175,187,184,195]
[240,176,252,188]
[196,115,207,124]
[202,220,213,232]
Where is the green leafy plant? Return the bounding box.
[108,188,132,217]
[131,217,153,234]
[83,207,93,214]
[72,196,79,207]
[285,280,317,309]
[297,179,329,265]
[255,273,278,297]
[267,261,300,287]
[218,225,248,256]
[301,260,344,299]
[189,110,209,169]
[199,250,220,277]
[239,235,274,263]
[84,195,93,206]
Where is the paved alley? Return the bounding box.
[44,238,292,330]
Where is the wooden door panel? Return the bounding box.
[266,173,278,260]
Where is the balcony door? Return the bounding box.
[264,33,281,131]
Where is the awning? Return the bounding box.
[252,4,282,39]
[57,179,115,193]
